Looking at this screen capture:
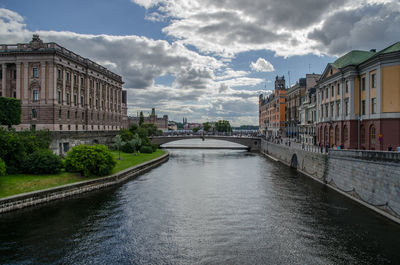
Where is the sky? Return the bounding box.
[0,0,399,126]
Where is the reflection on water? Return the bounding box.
[1,146,400,264]
[161,138,246,148]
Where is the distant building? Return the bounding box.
[129,108,168,131]
[0,35,127,131]
[259,76,287,137]
[316,42,400,150]
[168,121,178,131]
[285,78,306,139]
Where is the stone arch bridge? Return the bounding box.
[150,136,261,151]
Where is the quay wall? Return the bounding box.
[0,153,169,214]
[261,140,400,223]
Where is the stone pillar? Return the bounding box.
[40,61,46,104]
[62,68,66,105]
[2,64,6,97]
[23,63,29,103]
[365,73,370,117]
[377,66,382,114]
[77,75,81,108]
[52,64,58,103]
[16,63,21,99]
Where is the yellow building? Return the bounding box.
[316,42,400,150]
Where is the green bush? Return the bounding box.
[121,141,135,153]
[0,128,26,174]
[119,129,134,142]
[0,96,21,127]
[0,158,6,176]
[140,145,153,154]
[151,143,158,152]
[64,144,116,177]
[23,149,63,174]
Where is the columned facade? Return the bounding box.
[0,35,127,131]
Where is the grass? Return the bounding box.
[0,149,166,199]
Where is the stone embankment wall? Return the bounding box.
[0,153,169,214]
[261,140,400,224]
[50,131,118,156]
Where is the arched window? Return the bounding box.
[329,127,334,146]
[370,125,376,145]
[335,126,340,145]
[360,125,365,144]
[343,125,348,143]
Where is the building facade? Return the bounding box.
[316,42,400,150]
[285,78,306,139]
[129,108,169,131]
[259,76,287,137]
[0,35,127,131]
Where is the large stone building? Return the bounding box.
[285,78,306,139]
[129,108,168,132]
[259,76,287,137]
[316,42,400,150]
[0,35,127,131]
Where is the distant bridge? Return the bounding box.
[150,135,261,151]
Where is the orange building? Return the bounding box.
[259,76,287,137]
[316,42,400,150]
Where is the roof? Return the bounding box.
[331,50,375,69]
[372,41,400,56]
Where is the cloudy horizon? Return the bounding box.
[1,0,399,126]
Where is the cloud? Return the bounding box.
[133,0,400,57]
[250,58,275,72]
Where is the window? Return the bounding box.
[66,72,70,81]
[33,90,39,101]
[57,91,61,104]
[33,67,38,78]
[361,77,366,91]
[345,81,349,93]
[81,77,84,86]
[73,75,77,85]
[345,100,349,115]
[330,104,334,117]
[68,124,71,131]
[371,73,376,88]
[91,113,93,120]
[67,110,70,119]
[81,95,84,105]
[0,69,2,79]
[82,112,85,120]
[32,109,37,118]
[31,124,36,131]
[73,94,77,106]
[75,111,78,119]
[337,84,340,95]
[59,124,63,131]
[371,98,376,114]
[89,98,92,107]
[325,105,328,118]
[13,70,16,80]
[361,100,366,115]
[326,88,328,99]
[370,125,376,145]
[321,90,324,100]
[344,126,348,143]
[75,124,78,131]
[66,93,70,105]
[58,109,62,119]
[331,86,334,97]
[321,107,323,119]
[336,101,340,117]
[57,69,61,80]
[361,126,365,144]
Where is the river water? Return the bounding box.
[1,140,400,264]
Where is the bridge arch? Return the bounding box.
[150,136,261,151]
[290,154,298,169]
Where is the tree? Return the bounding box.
[0,97,21,128]
[139,111,144,126]
[203,122,211,132]
[119,128,134,142]
[193,127,200,133]
[215,120,232,133]
[113,134,123,160]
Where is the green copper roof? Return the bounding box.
[331,50,375,69]
[374,41,400,55]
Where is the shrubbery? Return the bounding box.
[64,144,116,177]
[0,128,52,174]
[23,149,63,174]
[0,158,6,176]
[140,145,153,154]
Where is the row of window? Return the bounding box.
[319,124,377,146]
[31,108,121,122]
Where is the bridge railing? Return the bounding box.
[265,138,328,154]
